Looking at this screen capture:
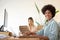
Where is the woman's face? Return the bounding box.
[44,10,52,20]
[28,19,33,25]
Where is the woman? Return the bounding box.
[27,17,37,32]
[27,4,58,40]
[19,17,37,36]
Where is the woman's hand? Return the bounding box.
[23,32,36,36]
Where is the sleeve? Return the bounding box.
[36,29,44,35]
[47,22,58,40]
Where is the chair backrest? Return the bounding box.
[19,26,29,34]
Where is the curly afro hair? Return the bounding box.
[41,4,56,18]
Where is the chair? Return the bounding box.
[19,26,29,34]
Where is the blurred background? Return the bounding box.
[0,0,60,36]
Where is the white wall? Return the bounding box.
[0,0,60,36]
[35,0,60,22]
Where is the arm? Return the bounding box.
[36,29,44,35]
[25,29,44,35]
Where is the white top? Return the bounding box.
[27,25,37,32]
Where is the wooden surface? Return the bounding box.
[0,32,13,37]
[19,26,29,34]
[0,32,10,36]
[0,36,47,40]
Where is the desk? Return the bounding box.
[0,32,12,36]
[0,36,48,40]
[0,32,10,36]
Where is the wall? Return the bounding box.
[0,0,60,36]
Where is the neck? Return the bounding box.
[47,18,52,21]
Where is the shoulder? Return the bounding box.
[47,19,58,30]
[50,19,58,25]
[49,19,58,30]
